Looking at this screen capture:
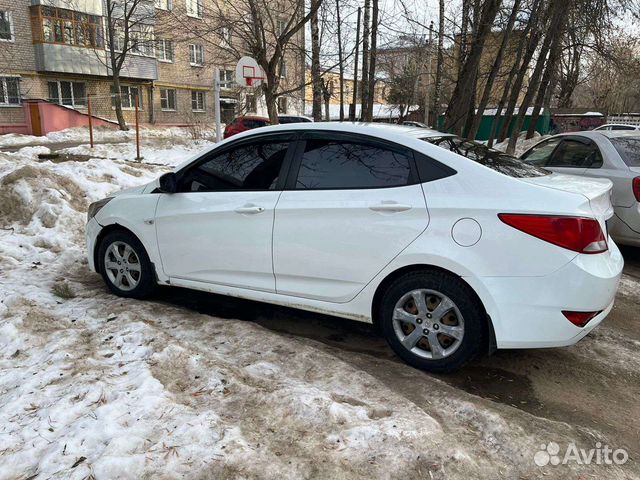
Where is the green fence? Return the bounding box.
[437,112,551,141]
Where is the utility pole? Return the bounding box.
[349,7,362,121]
[424,21,433,125]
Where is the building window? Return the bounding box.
[155,39,174,62]
[129,25,154,56]
[219,69,234,85]
[0,11,14,42]
[191,90,205,111]
[30,6,103,48]
[279,59,287,78]
[160,88,176,111]
[220,27,231,47]
[276,18,286,36]
[154,0,172,10]
[112,85,144,109]
[189,44,204,66]
[0,77,20,105]
[48,80,86,107]
[245,93,256,112]
[186,0,203,18]
[277,97,287,114]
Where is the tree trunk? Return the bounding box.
[111,74,127,131]
[457,0,471,79]
[431,0,445,127]
[264,87,279,124]
[444,0,502,135]
[310,4,322,121]
[467,0,522,140]
[335,0,345,121]
[349,7,361,121]
[526,33,562,138]
[365,0,378,122]
[360,0,371,121]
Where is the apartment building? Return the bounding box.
[0,0,305,135]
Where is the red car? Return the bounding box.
[223,116,271,138]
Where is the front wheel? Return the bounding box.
[97,230,156,299]
[379,270,486,373]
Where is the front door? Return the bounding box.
[273,132,429,303]
[155,134,294,292]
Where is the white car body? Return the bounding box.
[87,123,623,353]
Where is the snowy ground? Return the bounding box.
[1,130,639,479]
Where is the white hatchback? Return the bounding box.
[86,123,624,372]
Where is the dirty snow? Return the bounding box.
[0,131,638,479]
[492,131,550,157]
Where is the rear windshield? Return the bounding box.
[610,137,640,167]
[422,136,550,178]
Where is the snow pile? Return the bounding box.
[492,131,550,157]
[0,126,218,148]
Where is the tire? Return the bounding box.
[379,270,486,373]
[97,230,156,299]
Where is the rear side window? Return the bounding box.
[424,136,549,178]
[180,140,289,192]
[547,139,603,168]
[294,139,413,189]
[610,137,640,167]
[611,125,636,131]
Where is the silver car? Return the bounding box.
[520,131,640,247]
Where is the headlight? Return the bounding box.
[87,197,113,222]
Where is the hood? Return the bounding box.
[111,184,149,197]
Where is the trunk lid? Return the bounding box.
[520,172,614,234]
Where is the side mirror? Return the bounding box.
[158,172,178,194]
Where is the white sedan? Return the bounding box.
[86,123,623,372]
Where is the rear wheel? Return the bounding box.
[379,270,486,373]
[98,230,156,299]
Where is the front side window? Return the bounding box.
[180,140,290,192]
[189,44,204,66]
[426,136,549,178]
[610,137,640,167]
[520,138,562,166]
[191,90,205,111]
[48,80,86,107]
[160,88,176,110]
[0,77,20,105]
[547,139,603,168]
[0,11,14,41]
[295,138,413,190]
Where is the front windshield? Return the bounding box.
[422,136,550,178]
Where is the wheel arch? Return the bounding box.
[370,264,497,354]
[94,223,149,275]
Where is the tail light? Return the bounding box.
[562,310,601,327]
[498,214,608,254]
[633,177,640,202]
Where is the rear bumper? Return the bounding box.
[478,242,624,349]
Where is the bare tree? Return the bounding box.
[311,0,322,121]
[360,0,371,120]
[365,0,379,122]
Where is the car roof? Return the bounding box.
[232,121,447,139]
[555,130,640,140]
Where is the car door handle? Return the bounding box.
[369,202,412,213]
[235,205,265,215]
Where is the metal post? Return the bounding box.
[87,94,94,148]
[214,67,222,143]
[135,95,141,161]
[424,21,434,126]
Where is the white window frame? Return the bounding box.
[186,0,203,18]
[276,18,286,37]
[113,85,144,110]
[189,44,204,66]
[156,38,174,62]
[154,0,173,11]
[219,69,234,86]
[191,90,205,112]
[220,27,231,47]
[48,80,86,108]
[277,96,287,114]
[160,88,177,111]
[0,11,15,42]
[0,76,20,106]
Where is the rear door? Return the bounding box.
[155,133,295,292]
[272,132,429,303]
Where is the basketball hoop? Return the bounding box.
[236,56,265,88]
